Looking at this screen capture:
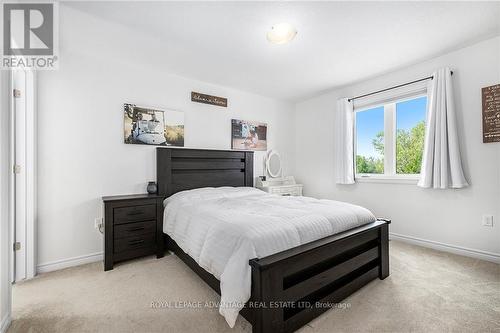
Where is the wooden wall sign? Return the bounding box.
[482,84,500,143]
[191,92,227,107]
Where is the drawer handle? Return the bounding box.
[127,210,144,216]
[128,227,145,232]
[129,240,145,245]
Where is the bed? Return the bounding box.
[156,147,390,333]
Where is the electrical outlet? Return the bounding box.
[94,217,103,229]
[482,215,493,227]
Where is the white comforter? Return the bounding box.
[163,187,376,327]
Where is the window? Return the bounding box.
[356,106,384,174]
[395,97,426,174]
[355,95,427,180]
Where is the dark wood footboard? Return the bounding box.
[248,220,389,333]
[166,220,389,333]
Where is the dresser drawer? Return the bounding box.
[114,204,156,224]
[114,233,156,253]
[290,187,302,196]
[269,186,302,196]
[114,220,156,239]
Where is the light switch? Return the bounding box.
[482,215,494,227]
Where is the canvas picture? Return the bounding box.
[124,104,184,146]
[231,119,267,151]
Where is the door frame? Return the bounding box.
[1,70,12,333]
[10,69,37,282]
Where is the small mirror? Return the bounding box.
[266,150,282,178]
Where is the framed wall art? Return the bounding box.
[231,119,267,151]
[124,104,184,146]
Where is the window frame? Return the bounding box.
[354,92,427,183]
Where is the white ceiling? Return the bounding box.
[67,1,500,101]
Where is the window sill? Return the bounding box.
[355,176,419,185]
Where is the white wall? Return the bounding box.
[36,5,295,268]
[295,36,500,260]
[34,4,500,270]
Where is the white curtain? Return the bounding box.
[334,98,355,184]
[418,67,469,189]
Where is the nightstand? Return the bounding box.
[102,194,165,271]
[256,176,303,196]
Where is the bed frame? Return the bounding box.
[156,147,389,333]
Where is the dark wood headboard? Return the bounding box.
[156,148,254,196]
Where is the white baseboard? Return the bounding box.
[37,252,103,274]
[0,313,11,333]
[33,234,500,274]
[390,232,500,264]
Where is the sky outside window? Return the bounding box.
[396,97,427,131]
[356,106,384,174]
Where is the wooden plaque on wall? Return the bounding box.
[191,92,227,107]
[482,84,500,143]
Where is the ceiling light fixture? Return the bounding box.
[266,23,297,45]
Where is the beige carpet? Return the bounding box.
[8,241,500,333]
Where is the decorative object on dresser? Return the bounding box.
[146,181,157,194]
[266,150,282,177]
[256,150,303,196]
[102,194,165,271]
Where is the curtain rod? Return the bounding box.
[348,71,454,102]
